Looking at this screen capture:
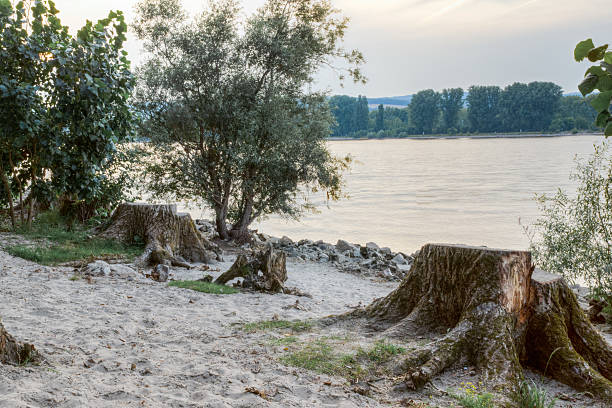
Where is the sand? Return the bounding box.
[0,244,397,408]
[2,237,612,407]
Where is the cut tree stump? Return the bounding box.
[0,320,37,365]
[352,244,612,403]
[215,247,308,296]
[97,203,218,267]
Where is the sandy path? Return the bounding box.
[0,248,396,408]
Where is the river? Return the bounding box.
[234,134,603,253]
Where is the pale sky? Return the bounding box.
[50,0,609,97]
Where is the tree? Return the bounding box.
[354,95,369,132]
[467,85,501,133]
[135,0,364,242]
[410,89,440,134]
[575,39,612,136]
[440,88,463,132]
[499,82,530,132]
[0,0,134,229]
[375,104,384,131]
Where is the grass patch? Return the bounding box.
[242,319,313,333]
[518,380,556,408]
[4,210,143,265]
[280,338,406,382]
[451,382,495,408]
[269,336,299,345]
[169,280,239,294]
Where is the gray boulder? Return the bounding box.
[82,261,111,277]
[392,253,407,265]
[109,264,139,279]
[365,242,380,250]
[280,236,294,246]
[152,264,170,282]
[336,239,355,252]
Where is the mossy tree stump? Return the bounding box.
[355,244,612,402]
[0,320,37,365]
[97,203,217,267]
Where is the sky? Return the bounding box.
[50,0,610,97]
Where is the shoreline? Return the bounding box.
[328,131,602,141]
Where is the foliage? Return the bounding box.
[575,39,612,136]
[375,103,385,131]
[411,89,441,134]
[329,82,580,138]
[4,210,142,265]
[355,340,405,362]
[517,380,556,408]
[451,382,494,408]
[440,88,464,131]
[467,86,502,133]
[528,142,612,297]
[0,0,134,229]
[168,280,239,295]
[242,319,313,333]
[329,95,369,136]
[134,0,362,241]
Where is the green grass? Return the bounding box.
[168,280,239,294]
[518,380,556,408]
[451,383,495,408]
[4,210,143,265]
[242,319,313,333]
[269,336,299,345]
[280,338,406,382]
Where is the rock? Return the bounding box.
[392,253,407,265]
[279,236,294,246]
[82,261,111,277]
[380,247,392,254]
[298,239,313,246]
[319,253,330,262]
[336,239,355,252]
[365,242,380,250]
[151,264,170,282]
[109,264,138,279]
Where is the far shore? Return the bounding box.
[329,131,602,141]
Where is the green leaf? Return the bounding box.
[605,122,612,137]
[588,45,609,62]
[590,91,612,113]
[578,74,599,96]
[606,52,612,65]
[596,111,611,127]
[586,66,605,77]
[575,39,595,61]
[596,74,612,92]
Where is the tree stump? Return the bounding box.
[215,247,308,295]
[354,244,612,402]
[0,321,37,365]
[97,203,217,267]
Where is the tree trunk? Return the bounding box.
[0,320,37,365]
[0,165,16,229]
[353,244,612,403]
[230,199,254,244]
[214,204,230,241]
[97,203,218,267]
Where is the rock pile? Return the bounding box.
[257,234,414,281]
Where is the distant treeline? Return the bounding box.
[330,82,599,138]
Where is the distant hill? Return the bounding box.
[367,95,413,107]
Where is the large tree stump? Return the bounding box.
[0,320,37,365]
[354,244,612,402]
[97,203,217,267]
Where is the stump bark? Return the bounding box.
[356,244,612,402]
[0,321,37,365]
[97,203,217,267]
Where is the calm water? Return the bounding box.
[242,135,603,253]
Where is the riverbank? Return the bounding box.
[328,131,601,141]
[1,227,611,407]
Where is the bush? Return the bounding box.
[528,142,612,298]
